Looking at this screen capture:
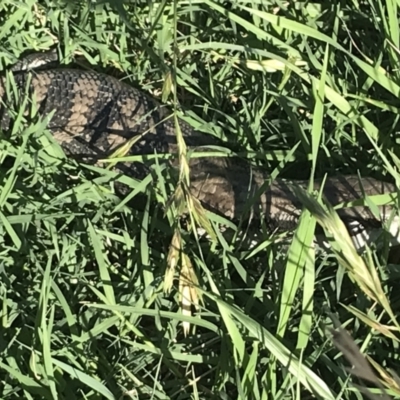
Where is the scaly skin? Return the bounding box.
[0,65,396,233]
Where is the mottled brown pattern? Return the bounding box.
[0,64,397,234]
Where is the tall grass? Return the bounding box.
[1,0,400,399]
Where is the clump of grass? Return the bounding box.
[1,0,400,399]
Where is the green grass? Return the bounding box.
[1,0,400,399]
